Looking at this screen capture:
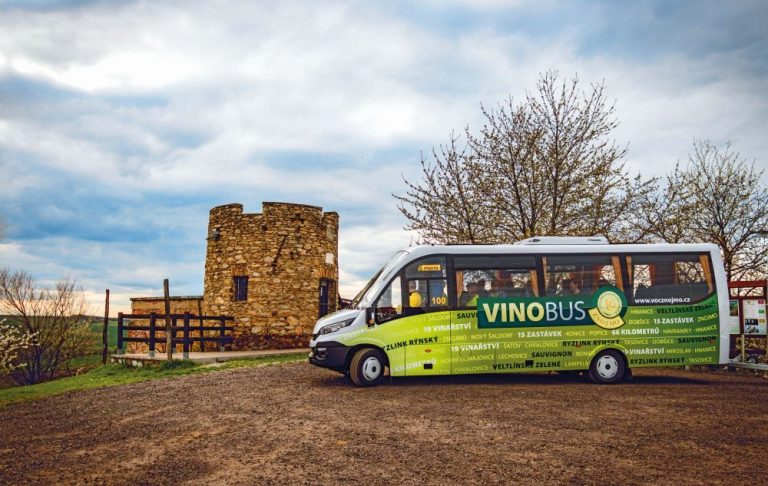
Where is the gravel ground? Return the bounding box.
[0,364,766,485]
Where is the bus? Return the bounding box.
[309,237,728,386]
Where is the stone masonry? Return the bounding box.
[203,202,339,349]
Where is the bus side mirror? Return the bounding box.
[365,307,375,327]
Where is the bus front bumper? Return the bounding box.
[308,341,349,373]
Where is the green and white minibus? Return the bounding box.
[309,237,728,386]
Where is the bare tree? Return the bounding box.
[465,98,543,241]
[0,269,93,385]
[396,71,655,244]
[668,140,768,281]
[634,164,697,244]
[394,133,498,244]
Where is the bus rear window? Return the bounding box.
[628,253,714,305]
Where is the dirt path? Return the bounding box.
[0,364,766,485]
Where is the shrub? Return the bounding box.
[0,269,92,385]
[0,319,36,374]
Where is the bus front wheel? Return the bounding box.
[588,350,626,384]
[349,348,386,387]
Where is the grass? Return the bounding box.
[52,318,119,374]
[88,318,118,348]
[0,352,307,409]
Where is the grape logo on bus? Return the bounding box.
[477,286,628,330]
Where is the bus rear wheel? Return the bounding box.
[349,348,386,387]
[588,350,626,384]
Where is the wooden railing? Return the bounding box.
[116,312,234,359]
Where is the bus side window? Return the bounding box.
[629,253,715,305]
[456,271,490,308]
[454,255,537,307]
[404,257,448,313]
[672,255,713,300]
[428,280,449,306]
[375,276,403,323]
[632,264,652,299]
[544,255,619,297]
[405,278,448,312]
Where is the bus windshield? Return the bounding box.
[350,250,408,308]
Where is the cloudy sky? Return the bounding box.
[1,0,766,314]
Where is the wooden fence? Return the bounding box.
[116,312,234,359]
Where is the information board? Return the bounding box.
[742,299,766,335]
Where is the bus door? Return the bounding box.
[450,254,539,374]
[401,257,452,375]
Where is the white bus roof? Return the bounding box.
[515,236,608,245]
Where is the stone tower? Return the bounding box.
[203,202,339,349]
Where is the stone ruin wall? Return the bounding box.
[203,202,339,349]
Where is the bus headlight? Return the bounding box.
[319,318,355,335]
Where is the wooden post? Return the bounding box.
[740,298,745,363]
[183,312,191,359]
[219,317,226,351]
[116,312,124,355]
[197,299,205,352]
[741,333,746,362]
[148,312,156,358]
[762,282,768,359]
[164,279,172,361]
[101,289,110,365]
[171,316,177,353]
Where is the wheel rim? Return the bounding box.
[595,355,619,380]
[361,356,382,381]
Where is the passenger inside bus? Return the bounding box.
[476,279,488,298]
[490,278,504,297]
[459,281,479,307]
[408,280,423,307]
[455,264,539,304]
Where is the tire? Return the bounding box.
[349,348,386,387]
[588,350,626,384]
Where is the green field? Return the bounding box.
[89,318,118,348]
[41,318,120,372]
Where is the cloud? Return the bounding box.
[0,0,766,315]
